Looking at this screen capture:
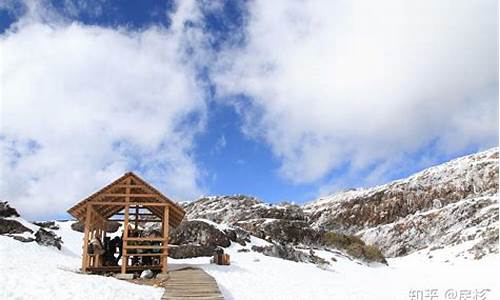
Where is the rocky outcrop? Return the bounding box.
[305,147,499,258]
[359,195,498,258]
[183,195,307,224]
[251,244,329,266]
[32,221,59,230]
[169,220,231,248]
[12,236,35,243]
[305,148,498,234]
[223,227,251,246]
[71,220,120,233]
[169,244,223,259]
[0,219,33,235]
[0,201,19,218]
[35,228,63,250]
[236,219,324,246]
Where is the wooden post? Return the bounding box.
[121,179,131,274]
[161,206,169,273]
[135,205,139,230]
[81,203,92,272]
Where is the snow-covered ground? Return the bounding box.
[2,219,498,300]
[172,239,499,300]
[0,220,164,300]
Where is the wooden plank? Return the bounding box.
[124,245,168,250]
[81,203,91,272]
[101,193,159,198]
[123,253,167,257]
[114,212,155,216]
[162,206,169,273]
[125,237,165,241]
[162,268,224,300]
[110,219,163,222]
[91,201,169,206]
[121,179,130,274]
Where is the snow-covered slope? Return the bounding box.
[304,147,499,258]
[0,219,163,300]
[171,239,498,300]
[1,215,498,299]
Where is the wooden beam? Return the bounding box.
[122,253,168,257]
[134,205,139,229]
[101,193,159,198]
[91,201,169,206]
[115,212,155,216]
[114,184,145,188]
[121,179,131,274]
[162,206,169,274]
[81,203,92,272]
[124,245,168,250]
[109,219,162,222]
[125,237,165,242]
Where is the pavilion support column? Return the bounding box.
[121,179,131,274]
[135,205,139,230]
[161,206,169,274]
[81,204,92,272]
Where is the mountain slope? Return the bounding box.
[304,147,499,258]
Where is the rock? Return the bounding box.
[433,199,443,209]
[305,148,499,234]
[12,235,35,243]
[168,244,223,259]
[140,269,154,279]
[251,244,329,266]
[236,219,324,246]
[35,228,63,250]
[32,221,59,230]
[183,195,308,224]
[71,220,120,233]
[359,196,498,258]
[237,248,250,253]
[223,227,251,246]
[0,201,20,218]
[169,220,231,248]
[0,219,33,234]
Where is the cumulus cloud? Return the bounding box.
[0,1,208,219]
[214,0,499,184]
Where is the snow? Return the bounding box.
[0,221,164,300]
[168,236,499,300]
[1,219,498,300]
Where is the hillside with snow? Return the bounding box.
[304,147,499,258]
[1,148,498,299]
[1,217,498,300]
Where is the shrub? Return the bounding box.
[323,231,387,264]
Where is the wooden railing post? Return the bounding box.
[162,206,169,273]
[121,179,131,274]
[81,203,92,272]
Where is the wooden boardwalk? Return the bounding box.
[162,267,224,300]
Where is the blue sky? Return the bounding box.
[0,0,498,219]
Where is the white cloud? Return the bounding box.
[0,1,208,219]
[214,0,499,184]
[213,134,227,154]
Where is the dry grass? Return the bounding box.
[323,232,387,264]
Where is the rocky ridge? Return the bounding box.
[184,148,499,260]
[304,147,499,258]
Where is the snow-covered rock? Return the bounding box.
[35,228,63,250]
[169,220,231,248]
[0,218,33,235]
[183,195,306,224]
[0,201,20,218]
[305,147,499,258]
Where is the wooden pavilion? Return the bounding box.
[67,172,185,274]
